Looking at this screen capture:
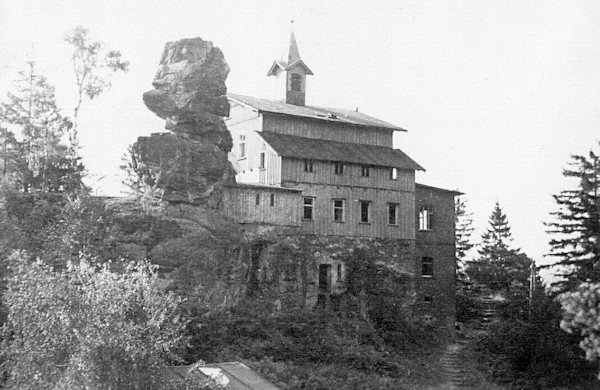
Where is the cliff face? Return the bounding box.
[133,37,235,205]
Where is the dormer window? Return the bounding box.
[291,73,302,92]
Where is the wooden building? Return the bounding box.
[222,29,459,325]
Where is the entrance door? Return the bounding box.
[317,264,332,308]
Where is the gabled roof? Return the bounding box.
[228,93,406,132]
[266,59,314,76]
[258,131,424,171]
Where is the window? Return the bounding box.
[238,134,246,158]
[422,257,433,277]
[291,73,302,92]
[259,152,265,169]
[388,203,398,225]
[270,193,275,206]
[390,167,398,180]
[333,199,345,222]
[361,165,370,177]
[334,162,344,175]
[419,206,432,231]
[304,159,314,173]
[337,264,342,280]
[360,201,370,223]
[424,296,433,303]
[303,197,314,220]
[255,193,260,206]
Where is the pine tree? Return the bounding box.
[546,143,600,291]
[455,197,475,266]
[466,202,532,297]
[0,61,84,193]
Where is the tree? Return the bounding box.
[64,26,129,139]
[558,282,600,380]
[1,253,189,389]
[546,143,600,291]
[465,202,531,298]
[455,197,475,270]
[0,61,84,193]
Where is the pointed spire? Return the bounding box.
[288,20,301,63]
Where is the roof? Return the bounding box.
[225,183,302,193]
[258,131,424,171]
[228,93,406,131]
[165,362,281,390]
[416,183,463,196]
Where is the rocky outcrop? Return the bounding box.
[133,37,234,205]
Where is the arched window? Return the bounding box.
[419,206,432,231]
[291,73,302,92]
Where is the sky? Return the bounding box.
[1,0,599,271]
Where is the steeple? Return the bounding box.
[267,21,313,106]
[287,22,301,63]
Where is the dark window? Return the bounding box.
[419,206,432,231]
[270,193,275,206]
[390,167,398,180]
[360,201,370,223]
[337,264,342,280]
[303,197,314,220]
[422,257,433,277]
[304,159,314,173]
[333,199,344,222]
[361,165,370,177]
[239,134,246,158]
[334,162,344,175]
[259,152,265,169]
[255,193,260,206]
[388,203,398,225]
[424,296,433,303]
[291,73,302,92]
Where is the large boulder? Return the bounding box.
[134,37,235,205]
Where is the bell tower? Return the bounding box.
[267,21,313,106]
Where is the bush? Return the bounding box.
[1,253,188,389]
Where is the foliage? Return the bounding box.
[185,307,445,389]
[465,202,531,302]
[558,282,600,379]
[64,26,129,137]
[455,196,475,263]
[0,62,84,193]
[546,143,600,291]
[1,253,188,389]
[478,290,596,389]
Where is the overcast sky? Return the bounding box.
[1,0,599,269]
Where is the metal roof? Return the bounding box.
[228,93,406,131]
[258,131,424,171]
[416,183,463,195]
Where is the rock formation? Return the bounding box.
[133,37,235,205]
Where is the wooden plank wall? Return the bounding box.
[263,115,394,147]
[281,159,415,191]
[222,186,301,226]
[293,184,415,239]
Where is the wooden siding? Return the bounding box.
[281,158,415,191]
[226,103,262,181]
[290,183,415,239]
[263,114,393,147]
[222,186,301,226]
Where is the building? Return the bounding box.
[222,29,458,326]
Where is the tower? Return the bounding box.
[267,22,313,106]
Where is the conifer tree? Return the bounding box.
[466,202,531,297]
[455,197,475,267]
[546,143,600,291]
[0,61,84,193]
